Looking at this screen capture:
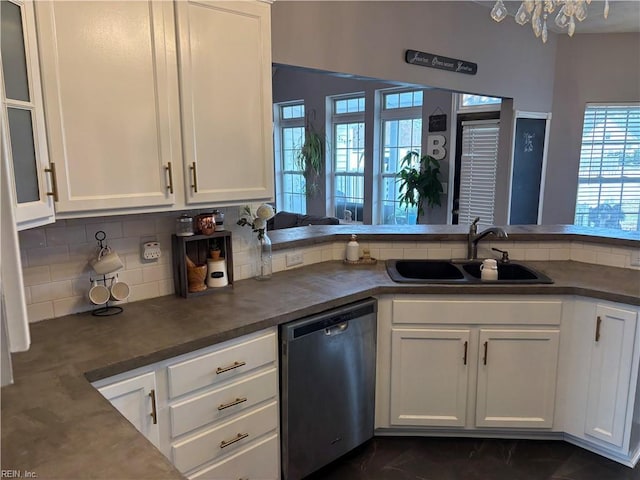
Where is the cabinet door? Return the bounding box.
[175,0,274,204]
[390,328,470,427]
[476,329,559,428]
[97,371,160,448]
[1,0,55,229]
[35,1,181,213]
[585,305,638,447]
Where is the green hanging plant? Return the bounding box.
[397,151,443,223]
[296,125,325,197]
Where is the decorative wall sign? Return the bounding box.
[405,49,477,76]
[429,114,447,132]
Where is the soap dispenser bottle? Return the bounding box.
[346,234,360,262]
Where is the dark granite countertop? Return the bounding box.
[268,224,640,250]
[2,260,639,479]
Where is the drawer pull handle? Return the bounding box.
[483,341,488,365]
[190,162,198,192]
[218,397,248,411]
[595,316,602,342]
[216,361,246,374]
[45,162,59,202]
[149,389,158,425]
[220,432,248,449]
[165,162,174,194]
[463,341,468,365]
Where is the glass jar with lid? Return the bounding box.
[213,209,225,231]
[175,214,194,236]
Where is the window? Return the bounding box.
[379,89,423,224]
[458,119,500,225]
[331,95,366,222]
[274,102,306,214]
[574,104,640,232]
[458,94,502,112]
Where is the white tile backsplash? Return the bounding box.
[17,212,640,322]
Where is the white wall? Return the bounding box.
[543,33,640,224]
[271,1,557,111]
[272,2,640,227]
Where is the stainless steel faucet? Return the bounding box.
[467,217,508,259]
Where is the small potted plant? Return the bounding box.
[209,239,222,260]
[397,151,443,223]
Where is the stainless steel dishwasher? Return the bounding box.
[280,298,377,480]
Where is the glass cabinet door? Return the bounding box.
[1,0,54,229]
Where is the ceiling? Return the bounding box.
[474,1,640,34]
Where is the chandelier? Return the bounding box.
[490,0,610,43]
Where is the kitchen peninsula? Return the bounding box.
[1,227,639,479]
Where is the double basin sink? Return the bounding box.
[386,259,553,284]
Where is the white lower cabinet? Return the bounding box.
[475,328,559,428]
[94,371,160,448]
[382,295,562,431]
[378,294,640,467]
[390,328,470,427]
[584,304,638,447]
[189,433,279,480]
[558,298,640,465]
[92,327,279,479]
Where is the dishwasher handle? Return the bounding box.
[325,322,349,336]
[287,298,376,340]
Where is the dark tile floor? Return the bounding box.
[306,437,640,480]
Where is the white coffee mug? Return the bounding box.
[480,258,498,280]
[91,247,124,275]
[88,281,110,305]
[110,275,130,302]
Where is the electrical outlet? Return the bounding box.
[286,252,304,267]
[142,241,161,262]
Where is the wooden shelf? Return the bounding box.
[172,231,234,298]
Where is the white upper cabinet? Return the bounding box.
[1,0,55,230]
[175,0,274,205]
[35,1,182,214]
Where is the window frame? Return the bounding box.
[456,93,502,114]
[329,92,366,223]
[377,87,424,225]
[574,102,640,232]
[273,100,306,214]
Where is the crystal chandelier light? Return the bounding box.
[490,0,610,43]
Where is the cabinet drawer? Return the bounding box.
[188,433,279,480]
[170,368,277,437]
[172,401,278,473]
[392,298,562,325]
[167,331,276,398]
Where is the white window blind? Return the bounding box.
[574,104,640,232]
[458,119,500,225]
